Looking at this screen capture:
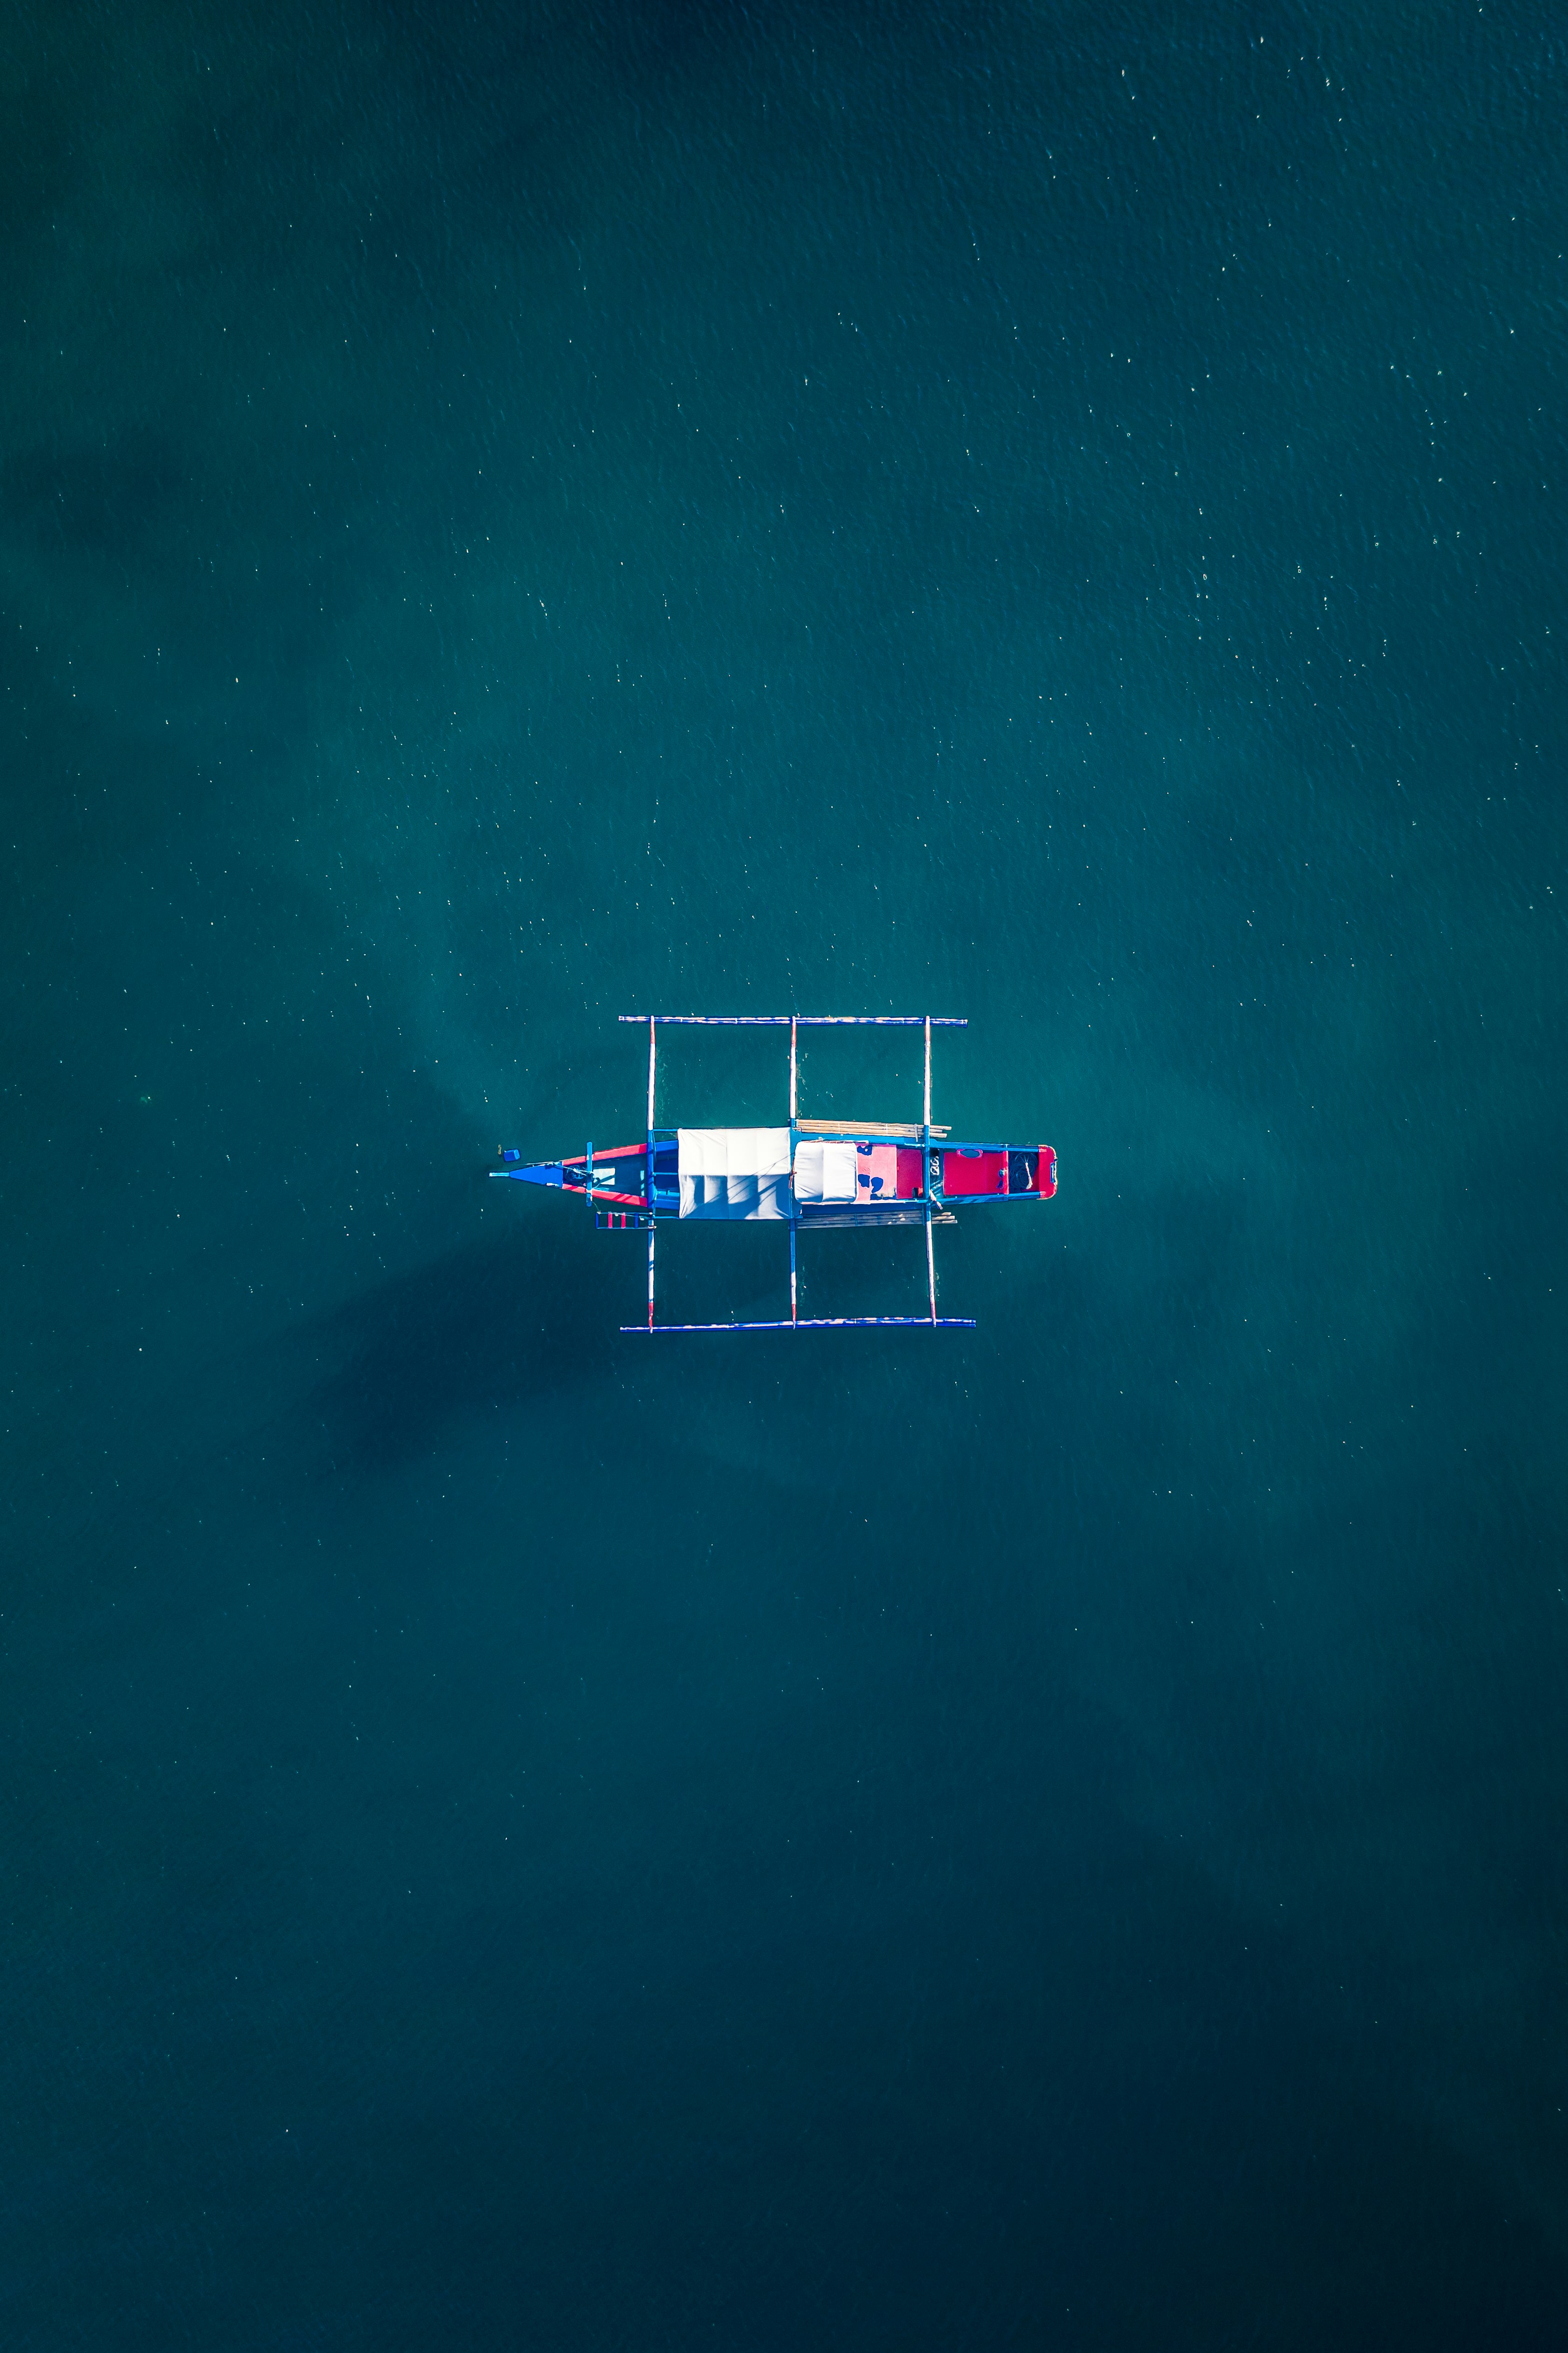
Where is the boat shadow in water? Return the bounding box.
[290,1221,621,1476]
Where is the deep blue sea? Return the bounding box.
[4,3,1566,2344]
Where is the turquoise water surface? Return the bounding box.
[4,3,1565,2343]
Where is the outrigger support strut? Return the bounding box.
[923,1015,936,1325]
[789,1016,799,1326]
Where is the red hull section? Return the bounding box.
[941,1148,1007,1197]
[937,1145,1056,1199]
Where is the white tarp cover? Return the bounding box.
[791,1138,858,1205]
[677,1128,792,1220]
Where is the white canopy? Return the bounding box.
[791,1138,858,1205]
[677,1128,792,1220]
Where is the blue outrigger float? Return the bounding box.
[491,1015,1057,1332]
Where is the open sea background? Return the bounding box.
[4,1,1566,2343]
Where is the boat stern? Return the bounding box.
[1008,1146,1056,1198]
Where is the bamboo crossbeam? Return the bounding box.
[794,1119,950,1139]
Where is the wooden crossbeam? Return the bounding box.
[793,1119,950,1140]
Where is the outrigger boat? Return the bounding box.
[491,1015,1057,1332]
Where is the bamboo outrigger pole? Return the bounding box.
[789,1016,799,1328]
[646,1016,657,1331]
[924,1015,936,1326]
